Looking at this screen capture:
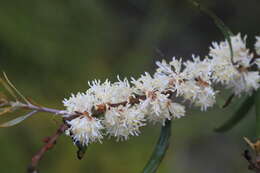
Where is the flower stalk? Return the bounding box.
[27,123,69,173]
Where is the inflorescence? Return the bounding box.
[63,34,260,146]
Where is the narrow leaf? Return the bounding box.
[142,120,171,173]
[2,72,30,104]
[0,78,17,100]
[0,96,8,107]
[255,90,260,138]
[0,107,14,116]
[188,0,235,63]
[0,110,38,127]
[215,96,254,132]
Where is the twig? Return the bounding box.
[19,102,68,116]
[0,103,8,107]
[243,149,260,173]
[243,137,260,173]
[27,123,69,173]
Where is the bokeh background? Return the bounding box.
[0,0,259,172]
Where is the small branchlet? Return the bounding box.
[243,137,260,172]
[0,73,85,172]
[27,123,69,173]
[0,73,76,126]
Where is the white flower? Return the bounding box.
[255,58,260,69]
[155,57,186,94]
[155,56,216,110]
[140,91,170,116]
[177,80,216,110]
[183,55,212,83]
[177,80,200,100]
[168,102,186,119]
[194,86,216,111]
[88,77,133,104]
[65,117,104,146]
[103,105,146,141]
[209,33,259,95]
[210,34,251,84]
[156,57,182,75]
[140,91,185,125]
[210,42,238,86]
[210,34,252,67]
[63,92,96,114]
[255,36,260,55]
[63,77,133,114]
[227,71,260,96]
[131,72,169,94]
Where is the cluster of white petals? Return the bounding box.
[63,33,260,146]
[63,77,132,114]
[255,36,260,56]
[104,105,145,141]
[65,117,104,146]
[210,34,260,96]
[155,56,216,111]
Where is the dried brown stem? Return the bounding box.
[243,138,260,173]
[27,123,69,173]
[90,95,147,117]
[243,150,260,173]
[105,95,145,107]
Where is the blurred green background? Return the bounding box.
[0,0,259,172]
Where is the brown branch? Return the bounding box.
[27,123,69,173]
[111,95,147,107]
[90,92,175,118]
[90,95,147,117]
[243,138,260,173]
[243,149,260,173]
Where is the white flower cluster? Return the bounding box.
[63,33,260,146]
[210,34,260,96]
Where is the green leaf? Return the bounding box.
[255,90,260,138]
[0,77,18,100]
[214,96,254,133]
[142,120,171,173]
[188,0,234,63]
[2,72,30,104]
[0,110,38,127]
